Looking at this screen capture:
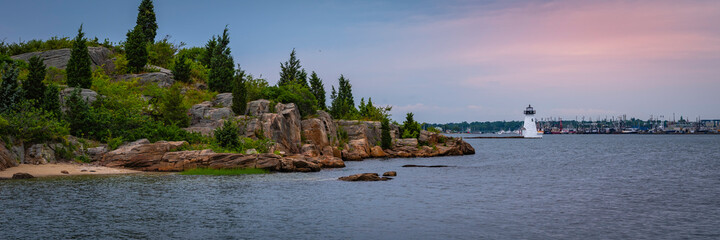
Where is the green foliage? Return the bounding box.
[41,84,61,118]
[231,68,247,115]
[64,88,93,137]
[358,97,391,121]
[177,47,205,62]
[125,25,148,74]
[201,37,217,67]
[160,84,190,127]
[214,119,240,148]
[66,25,92,88]
[113,53,129,74]
[0,116,7,129]
[401,112,421,139]
[136,0,158,43]
[1,101,69,143]
[24,56,47,102]
[245,74,268,101]
[45,67,65,84]
[208,27,234,92]
[337,126,349,148]
[261,83,317,118]
[147,36,178,68]
[427,127,442,133]
[0,37,92,56]
[172,52,191,82]
[180,168,268,175]
[0,63,23,113]
[381,117,392,149]
[278,49,308,87]
[329,75,357,119]
[106,136,124,150]
[308,71,326,110]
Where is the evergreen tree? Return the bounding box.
[136,0,158,43]
[25,56,47,102]
[208,27,234,93]
[329,74,356,119]
[329,85,339,117]
[64,88,93,137]
[125,25,148,73]
[231,67,247,115]
[278,49,307,86]
[172,53,191,82]
[381,117,392,149]
[66,24,92,88]
[201,36,217,67]
[42,84,61,118]
[160,84,189,127]
[0,63,23,113]
[308,71,326,110]
[402,112,421,139]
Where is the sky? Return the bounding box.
[2,0,719,123]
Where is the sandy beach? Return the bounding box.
[0,163,141,178]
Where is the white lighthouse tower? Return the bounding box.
[522,105,542,139]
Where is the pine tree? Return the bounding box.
[172,53,191,82]
[278,49,306,86]
[42,84,61,118]
[201,36,217,67]
[402,112,421,139]
[66,24,92,88]
[329,85,339,118]
[231,67,247,115]
[208,27,234,93]
[308,71,326,110]
[64,88,92,137]
[136,0,158,43]
[330,74,356,119]
[0,63,23,113]
[126,25,148,73]
[25,56,47,103]
[381,117,392,149]
[160,84,189,127]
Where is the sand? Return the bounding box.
[0,163,141,178]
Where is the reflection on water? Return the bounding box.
[1,135,719,239]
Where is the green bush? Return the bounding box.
[160,84,189,128]
[172,53,191,82]
[125,25,148,74]
[66,25,93,88]
[231,69,247,115]
[261,83,317,118]
[381,118,392,149]
[214,119,240,148]
[147,37,178,68]
[0,62,23,113]
[401,112,421,139]
[1,101,69,143]
[113,53,130,75]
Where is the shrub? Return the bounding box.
[147,36,178,68]
[125,25,148,73]
[41,84,61,118]
[0,63,23,113]
[66,25,92,88]
[24,56,47,102]
[402,112,421,139]
[64,88,93,137]
[113,53,129,74]
[381,118,392,149]
[172,52,191,82]
[231,69,247,115]
[159,84,189,128]
[261,83,317,118]
[214,119,240,148]
[245,74,268,101]
[1,101,69,143]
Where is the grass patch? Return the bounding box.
[180,168,269,175]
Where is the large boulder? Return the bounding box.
[245,103,302,154]
[336,120,382,146]
[60,88,98,105]
[116,71,174,88]
[188,101,233,126]
[24,144,56,165]
[213,93,233,108]
[0,140,19,171]
[301,110,337,153]
[246,99,271,116]
[11,47,115,73]
[370,146,387,158]
[100,139,187,169]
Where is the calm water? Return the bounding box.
[1,135,719,239]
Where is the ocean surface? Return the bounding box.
[1,135,719,239]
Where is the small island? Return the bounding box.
[0,0,474,178]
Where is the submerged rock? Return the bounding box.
[12,172,34,179]
[383,171,397,176]
[338,173,391,181]
[401,164,449,168]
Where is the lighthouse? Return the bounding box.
[522,105,542,139]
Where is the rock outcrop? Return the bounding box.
[338,173,391,181]
[100,139,187,169]
[60,88,98,105]
[11,47,115,73]
[213,93,233,108]
[0,140,20,171]
[301,110,337,154]
[116,71,174,88]
[24,144,56,165]
[244,103,302,153]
